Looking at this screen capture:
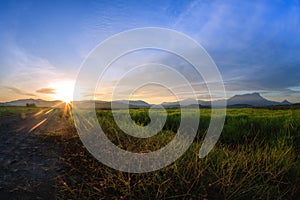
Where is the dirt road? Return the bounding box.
[0,108,70,199]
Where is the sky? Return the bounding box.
[0,0,300,103]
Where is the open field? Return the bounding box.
[57,107,300,199]
[0,106,43,118]
[0,106,299,199]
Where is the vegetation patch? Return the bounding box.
[54,108,300,199]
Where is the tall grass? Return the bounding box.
[56,108,300,199]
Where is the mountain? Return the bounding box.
[76,100,150,109]
[161,101,180,108]
[1,98,150,109]
[0,93,297,108]
[162,98,210,108]
[279,100,292,105]
[113,100,150,108]
[2,99,64,107]
[227,92,278,107]
[162,93,292,108]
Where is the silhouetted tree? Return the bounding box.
[26,103,36,107]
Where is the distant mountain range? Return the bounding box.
[0,93,296,108]
[2,99,65,108]
[162,93,293,108]
[0,98,150,109]
[227,92,292,107]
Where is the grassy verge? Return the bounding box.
[54,108,300,199]
[0,106,43,118]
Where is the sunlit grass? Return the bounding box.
[0,106,42,118]
[51,107,300,199]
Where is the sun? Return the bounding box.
[51,81,74,104]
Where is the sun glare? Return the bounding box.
[51,81,74,104]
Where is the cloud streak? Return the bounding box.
[4,86,36,97]
[36,88,56,94]
[0,1,300,102]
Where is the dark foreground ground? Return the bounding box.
[0,108,68,199]
[0,107,299,199]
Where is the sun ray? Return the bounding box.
[50,81,74,104]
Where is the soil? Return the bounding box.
[0,108,70,200]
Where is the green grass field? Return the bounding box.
[0,106,42,118]
[56,107,300,199]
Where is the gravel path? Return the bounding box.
[0,108,69,199]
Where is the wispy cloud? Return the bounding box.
[0,44,76,101]
[36,88,56,94]
[83,92,105,98]
[4,86,36,97]
[1,1,300,103]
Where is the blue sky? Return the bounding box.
[0,0,300,103]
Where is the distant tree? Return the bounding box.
[26,103,36,107]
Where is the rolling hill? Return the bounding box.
[0,93,295,108]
